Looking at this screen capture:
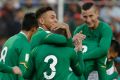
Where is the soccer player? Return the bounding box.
[74,2,112,80]
[107,40,120,80]
[87,40,120,80]
[0,62,21,75]
[23,28,84,80]
[0,13,38,80]
[31,6,71,49]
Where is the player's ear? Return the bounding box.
[38,17,44,25]
[94,8,99,17]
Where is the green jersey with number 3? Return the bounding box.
[74,21,112,80]
[23,44,84,80]
[0,32,31,80]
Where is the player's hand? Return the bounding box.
[73,31,86,52]
[12,66,22,75]
[73,31,86,43]
[51,22,71,38]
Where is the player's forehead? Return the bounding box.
[43,11,56,17]
[81,7,95,16]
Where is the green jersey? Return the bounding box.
[0,62,13,73]
[30,27,67,49]
[0,32,31,80]
[24,45,84,80]
[74,21,112,80]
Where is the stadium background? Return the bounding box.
[0,0,120,80]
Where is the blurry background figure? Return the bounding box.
[20,0,38,13]
[14,8,25,34]
[1,0,16,37]
[99,0,120,43]
[64,3,81,35]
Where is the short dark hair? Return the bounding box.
[35,6,53,19]
[82,2,94,11]
[21,13,38,31]
[111,40,120,53]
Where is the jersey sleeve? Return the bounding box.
[18,44,31,80]
[30,31,67,49]
[0,62,13,73]
[70,50,84,76]
[83,25,113,60]
[43,32,67,45]
[74,25,83,35]
[23,48,35,79]
[66,37,74,47]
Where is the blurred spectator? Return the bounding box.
[64,3,81,35]
[65,13,83,36]
[73,13,83,26]
[100,0,120,33]
[0,9,7,37]
[64,3,81,18]
[21,0,38,13]
[13,8,25,34]
[1,1,16,37]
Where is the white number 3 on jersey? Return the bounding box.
[44,55,57,79]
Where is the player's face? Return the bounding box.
[81,7,99,29]
[42,11,58,30]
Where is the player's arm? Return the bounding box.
[83,26,112,60]
[0,62,22,75]
[0,62,13,73]
[18,45,31,80]
[43,31,67,45]
[74,25,83,35]
[30,31,67,49]
[19,47,30,74]
[23,49,35,79]
[70,50,85,76]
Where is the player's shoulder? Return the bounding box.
[76,24,86,30]
[32,28,51,38]
[31,44,49,54]
[100,21,111,29]
[74,24,86,34]
[99,21,112,34]
[14,33,30,46]
[4,33,20,44]
[64,47,76,55]
[32,45,48,51]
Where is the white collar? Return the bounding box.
[39,27,51,33]
[39,27,44,30]
[20,31,28,39]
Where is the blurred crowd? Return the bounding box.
[0,0,120,79]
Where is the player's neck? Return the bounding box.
[94,20,99,29]
[91,20,99,29]
[21,30,31,41]
[42,25,50,31]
